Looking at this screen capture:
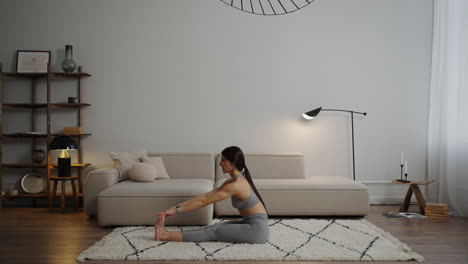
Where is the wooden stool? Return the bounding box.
[392,179,435,215]
[50,176,79,212]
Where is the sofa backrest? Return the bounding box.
[215,153,305,180]
[148,152,215,180]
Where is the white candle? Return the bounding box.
[404,161,408,174]
[401,152,404,165]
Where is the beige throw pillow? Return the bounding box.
[129,163,156,182]
[141,155,170,179]
[109,150,147,181]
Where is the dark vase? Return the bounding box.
[61,45,76,73]
[32,149,45,164]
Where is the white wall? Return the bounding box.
[0,0,433,203]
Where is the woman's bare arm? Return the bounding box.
[170,182,237,213]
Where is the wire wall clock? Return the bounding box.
[219,0,317,16]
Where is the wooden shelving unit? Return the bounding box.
[0,63,92,207]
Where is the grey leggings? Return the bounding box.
[182,213,269,244]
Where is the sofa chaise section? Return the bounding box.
[85,152,215,226]
[98,179,213,226]
[214,153,369,216]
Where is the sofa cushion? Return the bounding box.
[215,176,367,190]
[108,150,147,181]
[141,155,170,179]
[129,163,156,182]
[98,179,214,197]
[215,176,368,190]
[215,153,305,180]
[147,152,215,180]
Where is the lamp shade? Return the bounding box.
[302,107,322,120]
[49,136,78,150]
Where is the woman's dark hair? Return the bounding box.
[221,146,269,215]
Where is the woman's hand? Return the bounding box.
[156,207,177,218]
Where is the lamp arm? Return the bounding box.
[322,109,367,116]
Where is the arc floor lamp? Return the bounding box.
[302,107,367,181]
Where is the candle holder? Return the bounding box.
[396,164,410,183]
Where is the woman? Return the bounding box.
[154,146,269,244]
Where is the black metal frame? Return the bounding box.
[321,109,366,181]
[219,0,317,16]
[306,108,367,181]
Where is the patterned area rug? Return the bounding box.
[77,218,424,262]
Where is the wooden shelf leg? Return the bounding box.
[411,184,426,215]
[399,185,413,212]
[50,180,58,211]
[71,179,78,211]
[61,180,65,213]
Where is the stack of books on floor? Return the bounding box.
[425,203,449,218]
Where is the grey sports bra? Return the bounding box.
[231,173,260,211]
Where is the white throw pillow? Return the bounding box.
[141,155,170,179]
[108,150,147,181]
[129,163,156,182]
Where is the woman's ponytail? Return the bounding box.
[243,166,269,216]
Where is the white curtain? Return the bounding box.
[427,0,468,217]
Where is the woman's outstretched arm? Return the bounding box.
[162,182,238,215]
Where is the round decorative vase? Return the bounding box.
[32,149,45,164]
[61,45,76,73]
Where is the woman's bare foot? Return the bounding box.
[154,215,169,241]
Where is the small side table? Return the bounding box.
[49,176,79,213]
[392,179,435,215]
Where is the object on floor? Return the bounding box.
[425,203,449,218]
[383,212,426,219]
[382,212,407,219]
[392,179,435,215]
[302,107,367,181]
[77,218,424,262]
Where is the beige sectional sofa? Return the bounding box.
[84,152,369,227]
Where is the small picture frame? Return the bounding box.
[16,50,51,73]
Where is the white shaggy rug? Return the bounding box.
[77,218,424,262]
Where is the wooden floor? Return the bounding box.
[0,205,467,264]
